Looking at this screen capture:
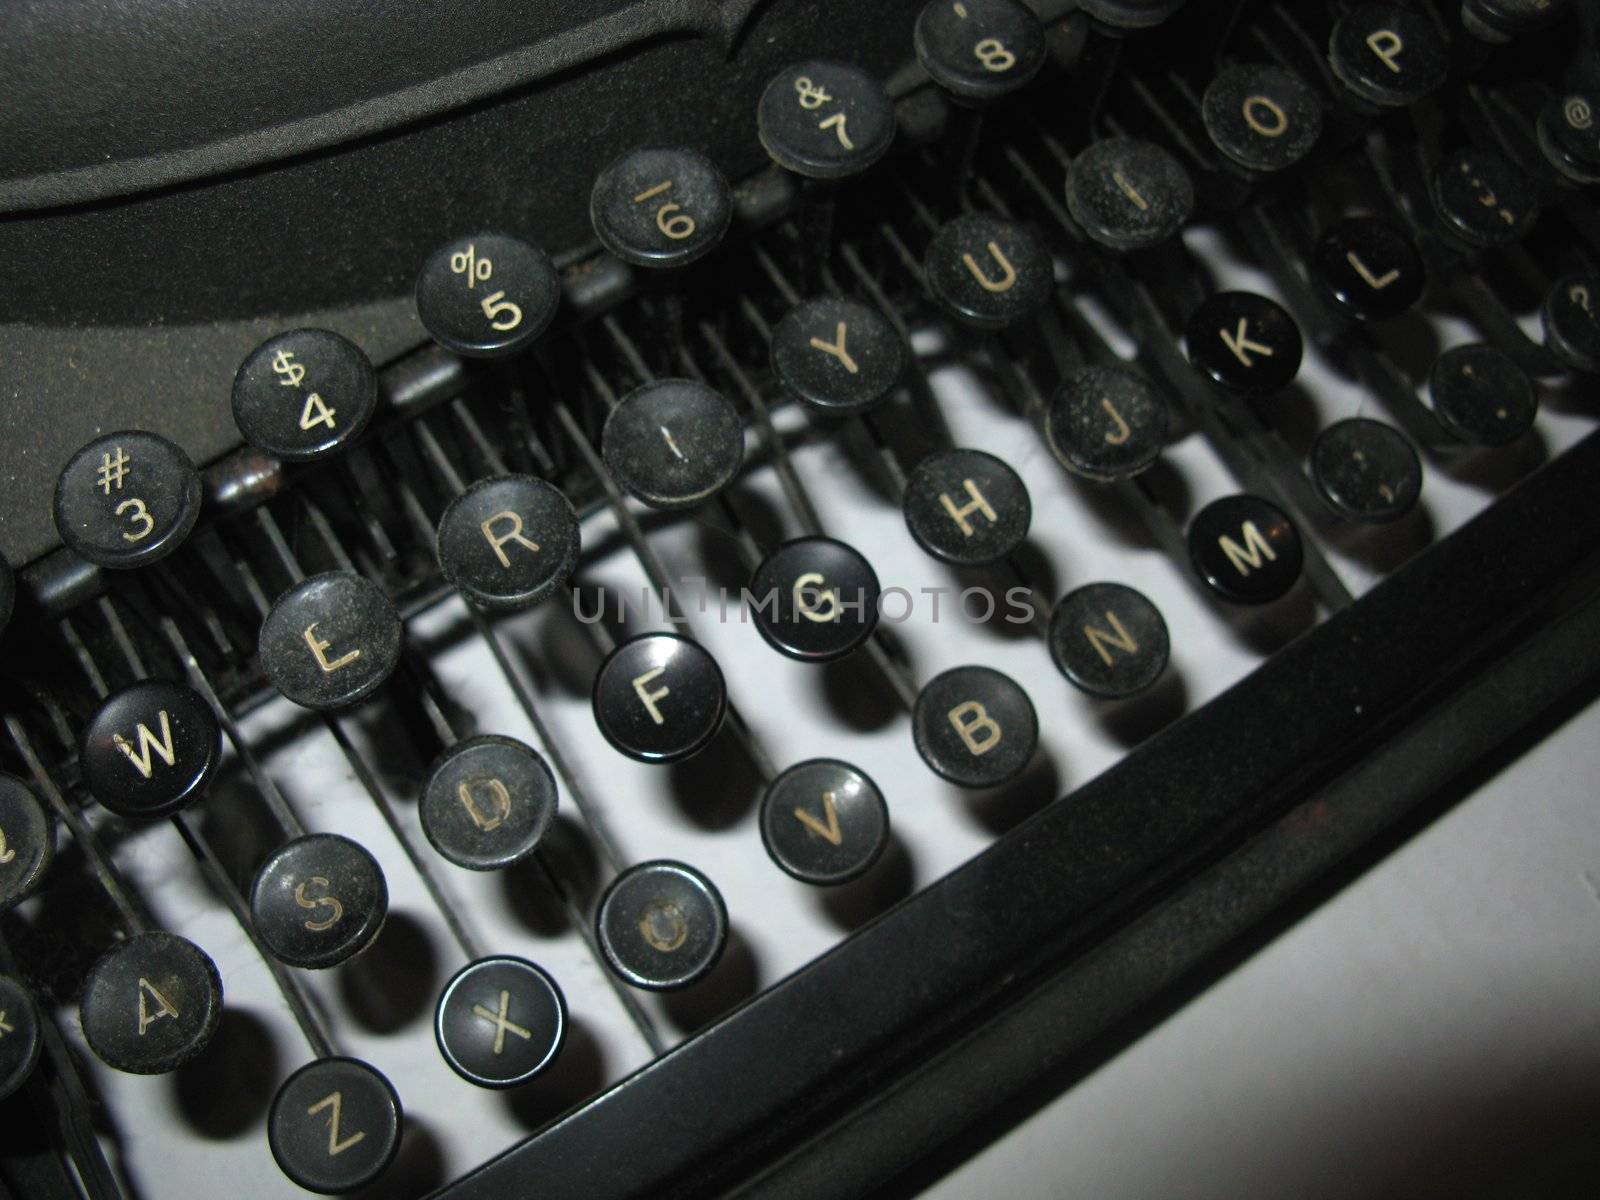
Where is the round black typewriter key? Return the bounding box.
[0,974,42,1102]
[912,666,1038,789]
[592,633,726,764]
[231,329,378,462]
[1463,0,1569,42]
[1428,343,1537,446]
[590,146,733,269]
[0,773,52,913]
[259,572,403,711]
[759,759,889,886]
[748,537,881,663]
[54,430,202,569]
[757,60,896,181]
[1310,419,1422,523]
[1185,292,1304,397]
[250,834,388,969]
[1078,0,1185,29]
[903,448,1031,567]
[435,955,565,1088]
[1201,64,1324,174]
[1328,5,1448,108]
[596,860,728,990]
[415,233,560,359]
[1064,138,1194,253]
[601,378,744,510]
[1311,217,1424,322]
[1187,494,1303,605]
[0,551,14,638]
[1537,92,1600,185]
[1541,274,1600,375]
[1430,149,1539,250]
[1045,364,1170,482]
[268,1056,402,1195]
[1048,582,1170,699]
[80,680,221,820]
[420,735,558,871]
[79,930,222,1074]
[914,0,1047,106]
[436,474,581,612]
[770,297,905,415]
[923,213,1053,331]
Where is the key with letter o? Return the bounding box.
[913,665,1038,788]
[268,1056,402,1194]
[1201,64,1323,174]
[596,860,728,990]
[436,474,581,611]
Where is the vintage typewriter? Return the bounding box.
[3,0,1599,1195]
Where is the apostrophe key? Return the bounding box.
[0,773,52,912]
[1311,217,1426,322]
[416,233,560,358]
[759,759,890,886]
[1048,582,1171,698]
[434,956,566,1087]
[595,860,728,990]
[1064,138,1194,253]
[419,735,559,871]
[1187,493,1305,604]
[54,431,202,568]
[1201,64,1324,175]
[1428,343,1538,446]
[0,973,42,1101]
[1541,274,1600,374]
[79,680,221,820]
[924,212,1053,332]
[1429,149,1540,249]
[912,665,1038,788]
[1309,419,1424,523]
[78,929,223,1074]
[771,297,906,415]
[591,632,728,763]
[1185,292,1304,397]
[231,329,378,461]
[748,536,882,662]
[1045,364,1170,481]
[258,571,403,710]
[601,379,745,510]
[589,147,733,269]
[435,475,582,611]
[268,1057,403,1195]
[1328,4,1449,109]
[249,834,389,969]
[902,448,1031,566]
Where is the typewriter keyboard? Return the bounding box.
[3,1,1598,1196]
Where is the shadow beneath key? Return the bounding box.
[658,925,762,1036]
[503,1014,609,1133]
[817,831,917,932]
[961,749,1063,838]
[338,909,441,1034]
[171,1007,281,1139]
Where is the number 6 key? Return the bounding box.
[415,232,561,359]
